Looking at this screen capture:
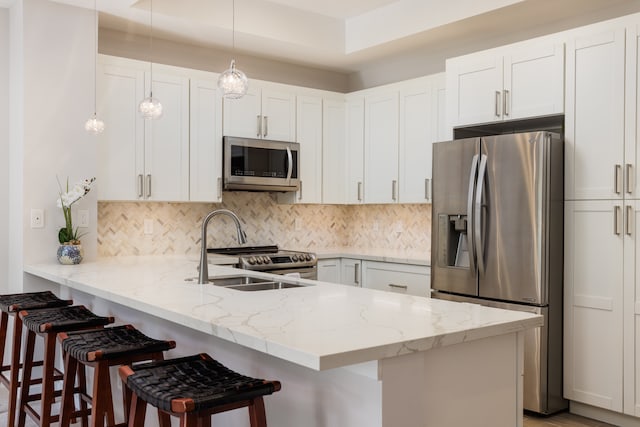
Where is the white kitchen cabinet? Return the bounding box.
[189,76,223,202]
[317,258,341,283]
[362,261,430,297]
[341,258,362,287]
[432,73,450,143]
[97,57,189,202]
[446,41,564,127]
[322,98,346,204]
[345,96,365,204]
[398,79,432,204]
[564,200,624,412]
[223,84,296,142]
[364,91,399,204]
[295,95,323,203]
[565,28,625,201]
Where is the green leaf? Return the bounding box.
[58,227,70,244]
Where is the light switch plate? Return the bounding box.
[144,219,154,235]
[30,209,44,228]
[78,210,89,228]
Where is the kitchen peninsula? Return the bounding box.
[24,256,542,427]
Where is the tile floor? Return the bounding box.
[524,412,616,426]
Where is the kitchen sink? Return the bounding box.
[185,274,311,291]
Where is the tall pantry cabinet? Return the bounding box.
[564,19,640,419]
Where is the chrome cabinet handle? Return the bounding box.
[626,164,633,194]
[217,177,222,199]
[503,89,509,116]
[357,182,363,201]
[388,284,408,290]
[263,116,268,137]
[425,178,431,200]
[146,174,152,198]
[627,205,633,236]
[614,205,622,235]
[495,91,501,117]
[286,146,293,182]
[354,263,360,285]
[615,164,622,194]
[257,115,262,137]
[467,154,479,274]
[137,174,143,198]
[392,180,397,201]
[475,154,488,276]
[298,181,303,201]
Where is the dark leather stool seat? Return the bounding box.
[119,353,281,427]
[17,305,114,427]
[58,325,176,427]
[0,291,72,427]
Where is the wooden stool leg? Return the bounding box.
[180,413,198,427]
[128,392,147,427]
[17,330,35,427]
[7,315,23,427]
[59,351,78,427]
[197,415,211,427]
[158,409,171,427]
[248,397,267,427]
[77,362,89,427]
[91,361,115,427]
[39,332,57,427]
[0,311,8,371]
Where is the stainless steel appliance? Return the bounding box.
[223,136,300,192]
[208,245,317,280]
[431,131,567,415]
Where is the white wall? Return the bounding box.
[9,0,97,291]
[0,8,9,293]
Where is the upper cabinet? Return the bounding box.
[345,96,365,204]
[223,84,296,142]
[294,95,323,203]
[446,41,564,128]
[322,98,346,204]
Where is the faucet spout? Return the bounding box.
[198,209,247,284]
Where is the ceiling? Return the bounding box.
[45,0,640,73]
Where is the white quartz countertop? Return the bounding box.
[313,247,430,266]
[24,255,541,371]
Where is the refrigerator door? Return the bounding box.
[431,138,480,296]
[476,132,553,304]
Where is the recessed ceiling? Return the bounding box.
[47,0,640,73]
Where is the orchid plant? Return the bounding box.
[56,177,96,245]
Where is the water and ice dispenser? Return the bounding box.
[436,214,470,269]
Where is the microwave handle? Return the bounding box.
[286,146,293,182]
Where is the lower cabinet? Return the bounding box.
[317,259,342,284]
[341,258,362,287]
[362,261,430,297]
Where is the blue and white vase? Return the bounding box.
[57,244,83,265]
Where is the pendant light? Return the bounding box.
[217,0,248,99]
[138,0,163,119]
[85,0,105,135]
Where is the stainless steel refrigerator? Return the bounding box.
[431,131,567,415]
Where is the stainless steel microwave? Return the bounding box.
[223,136,300,192]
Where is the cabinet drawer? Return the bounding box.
[362,261,430,297]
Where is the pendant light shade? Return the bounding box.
[218,59,248,99]
[85,0,104,135]
[218,0,248,99]
[138,0,162,119]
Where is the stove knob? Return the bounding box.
[256,257,263,265]
[305,254,312,261]
[263,256,271,264]
[247,256,256,265]
[292,254,299,262]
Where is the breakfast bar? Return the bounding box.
[24,256,542,427]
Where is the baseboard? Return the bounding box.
[571,401,640,426]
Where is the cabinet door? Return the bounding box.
[362,261,430,297]
[190,78,222,202]
[565,28,625,200]
[364,91,399,204]
[504,43,564,120]
[446,54,502,126]
[223,86,261,138]
[261,89,296,142]
[341,258,362,287]
[144,72,190,201]
[432,73,449,142]
[625,200,640,415]
[346,97,365,204]
[564,200,623,412]
[322,99,346,204]
[96,63,145,201]
[296,96,323,203]
[399,82,431,204]
[317,259,341,283]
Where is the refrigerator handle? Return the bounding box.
[467,154,479,274]
[474,154,488,276]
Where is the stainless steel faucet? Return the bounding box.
[198,209,247,284]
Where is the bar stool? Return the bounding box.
[0,291,72,427]
[119,353,282,427]
[57,325,176,427]
[17,305,114,427]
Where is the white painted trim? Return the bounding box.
[0,0,16,9]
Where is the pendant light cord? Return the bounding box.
[93,0,97,116]
[232,0,235,51]
[149,0,154,98]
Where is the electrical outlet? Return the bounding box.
[294,218,302,231]
[394,221,404,233]
[78,210,89,228]
[144,219,154,235]
[30,209,44,228]
[372,222,379,232]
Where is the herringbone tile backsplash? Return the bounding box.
[98,192,430,256]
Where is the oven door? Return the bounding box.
[223,136,300,192]
[269,267,317,281]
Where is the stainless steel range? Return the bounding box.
[208,245,317,280]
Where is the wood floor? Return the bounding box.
[524,412,616,426]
